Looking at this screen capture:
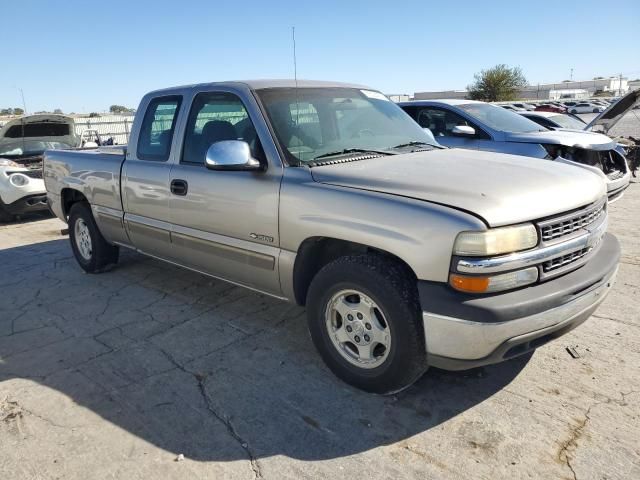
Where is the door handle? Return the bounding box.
[170,179,188,196]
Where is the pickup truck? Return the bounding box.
[45,80,620,394]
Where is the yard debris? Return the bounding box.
[175,453,185,462]
[565,346,580,359]
[60,228,69,236]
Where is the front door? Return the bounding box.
[168,90,282,295]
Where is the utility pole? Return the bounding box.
[570,68,573,81]
[619,73,623,96]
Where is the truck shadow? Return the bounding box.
[0,239,530,462]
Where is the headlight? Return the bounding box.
[0,158,20,167]
[453,224,538,256]
[9,173,30,187]
[449,267,539,294]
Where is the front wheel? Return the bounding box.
[593,108,600,113]
[571,109,577,114]
[68,202,119,273]
[306,255,428,394]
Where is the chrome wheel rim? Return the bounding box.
[325,289,391,369]
[74,218,93,260]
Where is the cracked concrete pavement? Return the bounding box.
[1,183,639,480]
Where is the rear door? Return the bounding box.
[122,95,182,259]
[167,88,283,295]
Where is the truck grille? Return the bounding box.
[538,200,606,243]
[543,247,591,273]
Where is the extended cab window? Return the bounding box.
[137,96,181,161]
[182,92,259,165]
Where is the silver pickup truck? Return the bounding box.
[44,80,620,394]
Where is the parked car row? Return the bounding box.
[41,80,633,393]
[498,98,617,114]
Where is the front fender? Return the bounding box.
[278,168,486,284]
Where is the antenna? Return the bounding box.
[19,88,27,114]
[292,26,300,128]
[292,26,298,87]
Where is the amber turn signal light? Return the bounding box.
[449,274,490,293]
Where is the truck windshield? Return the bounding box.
[256,87,438,164]
[458,103,547,133]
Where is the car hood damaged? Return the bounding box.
[504,129,617,151]
[585,88,640,134]
[310,149,606,227]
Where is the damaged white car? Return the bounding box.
[0,114,79,221]
[399,89,639,201]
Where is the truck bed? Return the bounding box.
[44,146,127,215]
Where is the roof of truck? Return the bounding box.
[147,79,371,96]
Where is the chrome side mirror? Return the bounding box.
[205,140,262,171]
[451,125,476,136]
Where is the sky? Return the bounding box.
[2,0,639,113]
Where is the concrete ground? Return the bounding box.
[1,184,639,480]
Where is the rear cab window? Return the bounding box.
[137,96,182,161]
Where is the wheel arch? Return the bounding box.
[292,236,417,306]
[60,188,89,219]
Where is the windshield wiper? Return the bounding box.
[312,148,395,161]
[390,141,437,150]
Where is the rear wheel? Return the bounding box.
[68,202,119,273]
[571,109,578,114]
[593,108,599,113]
[306,254,428,394]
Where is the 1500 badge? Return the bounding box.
[249,233,274,243]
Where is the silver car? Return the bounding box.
[399,92,638,201]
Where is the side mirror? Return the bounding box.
[205,140,262,171]
[451,125,476,136]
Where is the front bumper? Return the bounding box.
[2,193,50,215]
[419,233,620,370]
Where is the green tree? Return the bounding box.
[109,105,130,114]
[467,64,528,102]
[13,107,24,115]
[89,112,100,118]
[53,108,63,114]
[1,108,12,115]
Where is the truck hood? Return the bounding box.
[584,88,640,134]
[309,149,606,227]
[504,129,617,150]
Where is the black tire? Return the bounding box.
[306,254,428,394]
[68,202,119,273]
[0,201,14,223]
[571,109,577,114]
[593,108,599,113]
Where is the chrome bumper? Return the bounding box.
[423,265,617,365]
